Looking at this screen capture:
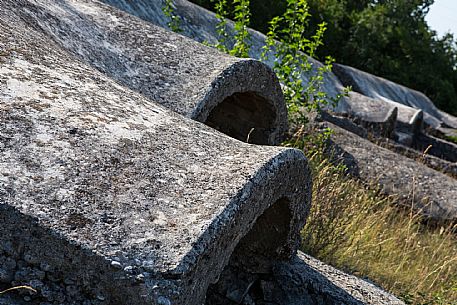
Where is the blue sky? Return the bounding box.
[425,0,457,37]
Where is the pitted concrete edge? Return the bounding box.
[101,0,350,112]
[13,0,287,145]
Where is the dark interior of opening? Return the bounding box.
[205,198,291,305]
[205,92,277,145]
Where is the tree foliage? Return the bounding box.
[306,0,457,115]
[190,0,457,115]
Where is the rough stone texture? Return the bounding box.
[337,92,398,138]
[325,123,457,220]
[0,5,312,304]
[333,63,457,130]
[99,0,457,155]
[376,138,457,179]
[205,251,404,305]
[101,0,351,113]
[345,92,397,124]
[271,251,405,305]
[13,0,287,145]
[0,1,414,305]
[343,91,434,140]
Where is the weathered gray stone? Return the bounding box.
[376,138,457,179]
[333,63,457,129]
[206,251,404,305]
[414,133,457,163]
[345,92,397,124]
[0,5,312,304]
[12,0,287,145]
[1,1,411,304]
[338,92,398,138]
[101,0,351,113]
[319,111,457,178]
[273,251,405,305]
[325,123,457,220]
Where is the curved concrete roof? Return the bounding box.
[102,0,350,113]
[14,0,287,145]
[0,2,310,303]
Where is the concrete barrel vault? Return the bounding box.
[0,3,311,304]
[11,0,287,145]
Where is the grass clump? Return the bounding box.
[288,129,457,304]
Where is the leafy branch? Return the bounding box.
[162,0,182,33]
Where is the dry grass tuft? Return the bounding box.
[301,153,457,304]
[0,285,37,295]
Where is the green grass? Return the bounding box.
[287,129,457,304]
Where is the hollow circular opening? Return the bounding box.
[205,198,291,304]
[205,92,277,145]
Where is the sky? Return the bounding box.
[425,0,457,37]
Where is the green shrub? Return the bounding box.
[162,0,182,32]
[261,0,341,125]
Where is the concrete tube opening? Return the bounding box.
[205,198,291,304]
[205,92,277,145]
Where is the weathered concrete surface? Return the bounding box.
[377,138,457,179]
[14,0,287,145]
[333,63,457,129]
[321,111,457,177]
[101,0,350,113]
[101,0,457,140]
[0,6,312,304]
[273,251,405,305]
[345,92,397,124]
[345,91,432,132]
[325,123,457,220]
[338,92,398,138]
[206,251,404,305]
